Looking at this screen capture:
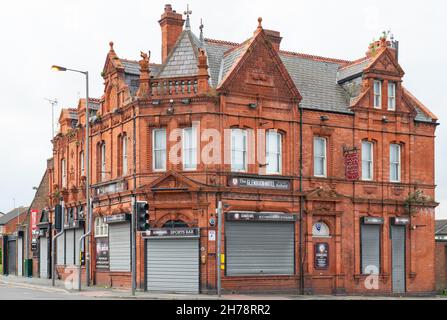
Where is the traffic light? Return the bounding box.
[54,205,62,231]
[136,201,150,231]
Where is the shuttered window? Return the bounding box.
[361,224,381,275]
[109,223,131,272]
[56,233,65,265]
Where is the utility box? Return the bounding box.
[24,259,33,277]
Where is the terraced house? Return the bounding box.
[45,4,438,295]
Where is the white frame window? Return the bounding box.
[94,217,108,238]
[100,143,106,182]
[80,151,85,177]
[183,127,197,171]
[153,128,167,172]
[390,144,401,183]
[313,137,327,177]
[312,222,331,238]
[266,131,282,175]
[362,141,374,181]
[61,158,67,188]
[388,82,396,111]
[231,129,248,172]
[122,135,128,176]
[374,80,382,109]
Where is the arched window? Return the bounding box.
[95,217,108,238]
[163,220,188,229]
[312,222,330,238]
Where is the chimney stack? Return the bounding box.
[264,29,282,51]
[159,4,185,64]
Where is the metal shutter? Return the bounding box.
[75,228,84,266]
[7,240,16,275]
[65,230,75,265]
[225,222,295,276]
[40,238,48,278]
[17,238,23,276]
[146,239,199,294]
[109,223,131,272]
[391,226,406,294]
[361,224,381,274]
[57,233,65,265]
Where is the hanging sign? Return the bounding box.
[314,243,329,270]
[344,150,359,181]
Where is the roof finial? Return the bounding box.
[199,18,204,45]
[109,41,114,51]
[257,17,263,30]
[184,4,192,31]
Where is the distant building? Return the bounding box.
[435,220,447,292]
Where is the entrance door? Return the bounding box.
[391,225,406,294]
[7,240,16,275]
[40,237,49,278]
[146,239,199,294]
[17,237,23,276]
[109,223,131,272]
[65,230,75,266]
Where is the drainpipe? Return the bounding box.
[299,103,304,295]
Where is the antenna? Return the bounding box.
[44,97,58,139]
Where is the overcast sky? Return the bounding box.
[0,0,445,218]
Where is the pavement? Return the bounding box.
[1,275,447,300]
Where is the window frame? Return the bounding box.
[122,134,128,177]
[80,151,85,177]
[94,216,108,238]
[100,142,106,182]
[61,158,67,188]
[182,127,198,171]
[265,130,282,175]
[313,137,327,178]
[361,141,374,181]
[231,128,248,173]
[389,143,401,183]
[388,82,396,111]
[373,80,382,109]
[152,128,167,172]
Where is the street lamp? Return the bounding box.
[52,65,91,291]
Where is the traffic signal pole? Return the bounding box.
[52,200,65,287]
[131,196,136,296]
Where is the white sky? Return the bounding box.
[0,0,445,218]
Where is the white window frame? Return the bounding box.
[61,158,67,188]
[182,127,197,171]
[231,129,248,172]
[94,217,108,238]
[266,131,282,175]
[388,82,396,111]
[80,151,85,177]
[390,144,401,183]
[122,135,128,176]
[313,137,327,178]
[374,80,382,109]
[101,143,106,182]
[361,141,374,181]
[152,128,167,172]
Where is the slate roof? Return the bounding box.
[337,58,371,83]
[0,207,29,225]
[436,220,447,235]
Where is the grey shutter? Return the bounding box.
[361,224,381,274]
[17,238,23,276]
[7,240,16,275]
[57,233,65,265]
[75,228,84,266]
[391,226,406,294]
[146,239,199,294]
[65,229,75,265]
[40,238,48,278]
[225,222,295,276]
[109,223,131,272]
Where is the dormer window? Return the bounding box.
[373,80,382,109]
[388,82,396,111]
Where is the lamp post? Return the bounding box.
[52,65,91,291]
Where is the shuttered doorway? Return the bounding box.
[109,222,131,272]
[391,226,406,294]
[56,233,65,265]
[7,240,16,275]
[225,221,295,276]
[361,224,381,274]
[65,229,75,266]
[146,239,199,294]
[40,237,49,278]
[75,228,84,266]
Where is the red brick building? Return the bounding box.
[435,220,447,292]
[47,4,438,295]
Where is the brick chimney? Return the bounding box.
[264,29,282,51]
[159,4,185,64]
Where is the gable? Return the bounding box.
[144,171,201,192]
[218,31,301,101]
[364,48,404,77]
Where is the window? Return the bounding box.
[266,131,282,174]
[388,82,396,111]
[100,143,106,182]
[153,129,167,171]
[80,151,85,177]
[61,158,67,188]
[122,135,128,176]
[374,80,382,108]
[94,217,108,238]
[183,127,197,170]
[362,141,374,181]
[163,220,188,228]
[312,222,330,238]
[231,129,248,172]
[313,137,327,177]
[390,144,401,182]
